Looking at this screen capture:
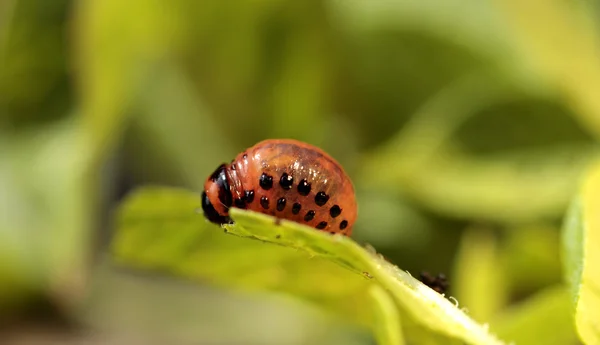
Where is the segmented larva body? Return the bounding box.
[202,139,357,236]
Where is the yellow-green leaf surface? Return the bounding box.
[495,0,600,138]
[452,228,508,322]
[75,0,186,165]
[0,117,94,312]
[562,161,600,344]
[369,285,405,345]
[361,73,596,223]
[113,186,507,345]
[491,285,578,345]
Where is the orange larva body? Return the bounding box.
[202,139,357,236]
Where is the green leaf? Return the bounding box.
[494,0,600,138]
[75,0,185,164]
[369,285,405,345]
[491,285,578,345]
[113,186,373,328]
[126,66,236,189]
[361,72,597,223]
[562,160,600,344]
[0,116,94,311]
[113,186,508,345]
[81,261,368,345]
[499,225,563,295]
[452,227,508,322]
[331,0,515,63]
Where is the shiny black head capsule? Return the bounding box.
[201,191,231,225]
[202,164,233,225]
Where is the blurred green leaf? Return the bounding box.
[112,186,373,328]
[178,1,337,145]
[495,0,600,138]
[369,285,405,345]
[330,0,524,148]
[0,117,93,313]
[125,66,236,189]
[81,263,369,345]
[113,186,508,345]
[500,225,562,296]
[75,0,185,165]
[452,227,508,322]
[562,160,600,344]
[491,285,578,345]
[362,72,597,223]
[0,0,71,127]
[331,0,515,61]
[352,190,433,248]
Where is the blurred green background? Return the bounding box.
[1,0,600,344]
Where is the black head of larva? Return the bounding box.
[202,164,233,225]
[202,191,231,225]
[214,164,232,208]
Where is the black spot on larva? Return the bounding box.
[315,191,329,206]
[231,162,236,170]
[260,196,270,209]
[259,173,273,190]
[279,173,294,190]
[316,221,327,229]
[242,153,248,159]
[244,190,255,204]
[297,179,311,196]
[329,205,341,218]
[277,198,286,211]
[339,220,348,230]
[292,203,301,215]
[329,231,335,235]
[234,198,246,209]
[304,210,315,221]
